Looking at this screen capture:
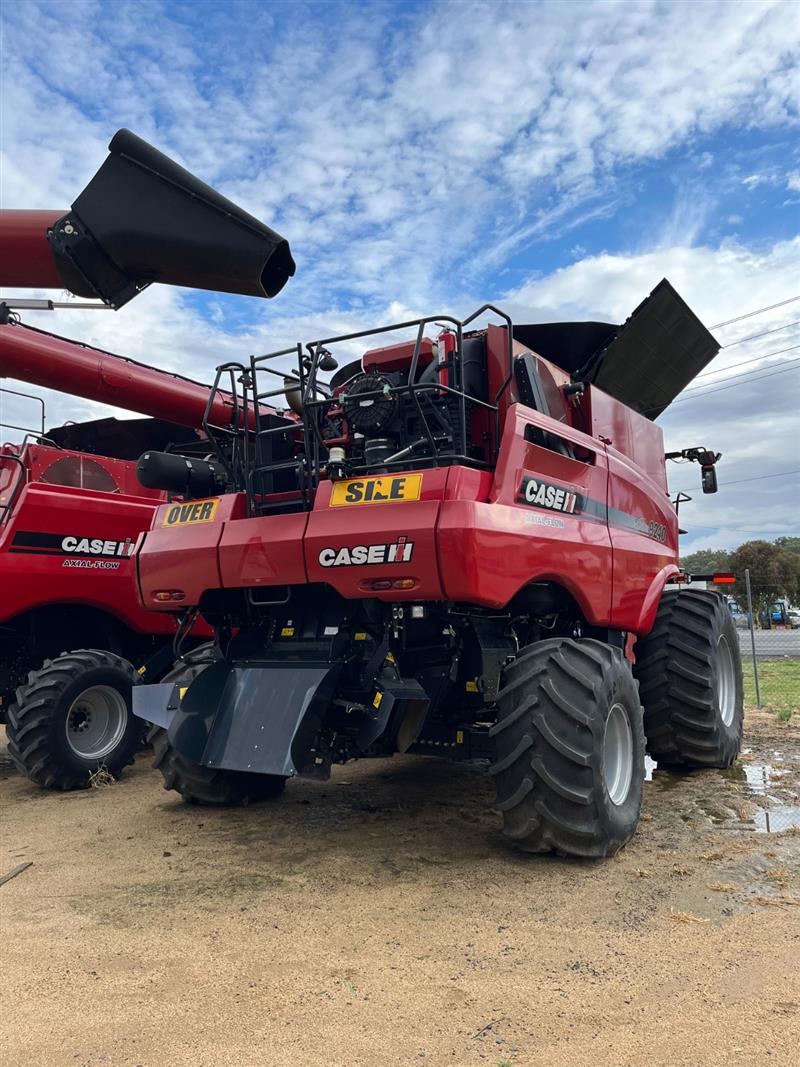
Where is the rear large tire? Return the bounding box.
[150,645,287,805]
[7,650,143,789]
[634,589,743,768]
[489,638,645,858]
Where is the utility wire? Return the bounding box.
[721,318,800,349]
[671,362,800,404]
[685,352,800,393]
[670,468,800,493]
[711,294,800,330]
[695,344,800,380]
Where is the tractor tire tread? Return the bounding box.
[634,590,743,768]
[6,650,142,789]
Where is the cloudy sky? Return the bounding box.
[1,0,799,552]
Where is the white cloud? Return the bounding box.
[502,238,800,550]
[2,0,799,551]
[2,0,799,308]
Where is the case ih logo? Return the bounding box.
[61,536,135,558]
[518,476,582,515]
[10,531,134,560]
[318,538,414,567]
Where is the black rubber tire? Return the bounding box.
[633,589,743,768]
[489,638,645,858]
[149,645,287,805]
[150,727,286,805]
[6,650,143,790]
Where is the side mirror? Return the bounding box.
[701,465,718,494]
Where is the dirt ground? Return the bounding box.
[1,709,799,1067]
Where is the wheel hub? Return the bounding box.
[602,702,634,806]
[65,685,128,761]
[716,634,736,727]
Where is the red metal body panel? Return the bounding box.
[136,494,245,608]
[219,512,309,588]
[438,405,612,617]
[584,387,667,490]
[363,337,435,374]
[0,210,64,289]
[605,443,679,630]
[0,447,175,636]
[305,499,444,599]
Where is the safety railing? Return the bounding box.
[201,306,517,517]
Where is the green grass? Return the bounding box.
[743,658,800,718]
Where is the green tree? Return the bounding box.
[774,536,800,556]
[680,547,731,575]
[729,540,800,617]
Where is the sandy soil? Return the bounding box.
[1,709,799,1067]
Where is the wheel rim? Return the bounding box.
[603,702,634,806]
[716,634,736,727]
[65,685,128,760]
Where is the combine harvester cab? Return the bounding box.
[133,283,744,858]
[0,128,294,790]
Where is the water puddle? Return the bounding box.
[644,748,800,834]
[752,806,800,833]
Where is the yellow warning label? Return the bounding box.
[178,687,188,700]
[280,627,295,637]
[330,474,422,507]
[373,691,383,709]
[354,632,368,641]
[465,679,479,693]
[456,730,464,744]
[162,498,220,527]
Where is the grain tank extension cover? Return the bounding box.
[50,129,295,308]
[513,279,719,419]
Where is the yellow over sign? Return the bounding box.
[162,498,220,527]
[330,474,422,507]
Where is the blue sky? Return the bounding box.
[1,0,799,551]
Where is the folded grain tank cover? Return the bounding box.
[512,279,719,419]
[49,128,296,307]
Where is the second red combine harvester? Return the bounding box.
[131,286,743,857]
[0,129,294,789]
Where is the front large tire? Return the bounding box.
[150,645,287,805]
[634,589,743,768]
[151,727,286,805]
[7,650,142,789]
[490,638,645,859]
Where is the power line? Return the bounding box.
[685,353,800,394]
[717,469,800,487]
[721,318,800,349]
[711,294,800,330]
[671,362,800,404]
[695,344,800,380]
[671,468,800,493]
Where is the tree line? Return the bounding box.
[680,537,800,614]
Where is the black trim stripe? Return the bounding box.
[516,479,668,543]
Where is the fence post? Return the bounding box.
[745,568,761,708]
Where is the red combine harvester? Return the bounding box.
[130,289,743,857]
[1,130,294,789]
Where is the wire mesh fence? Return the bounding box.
[735,568,800,719]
